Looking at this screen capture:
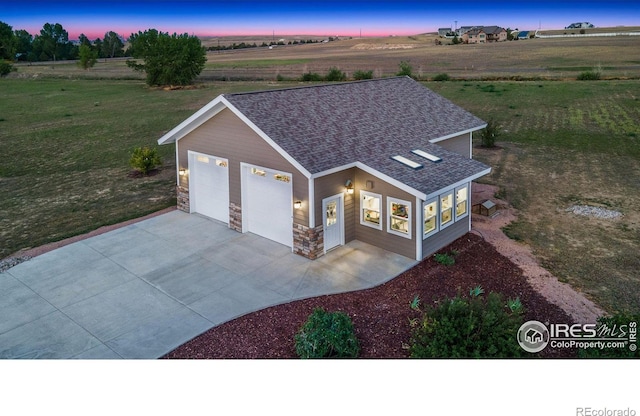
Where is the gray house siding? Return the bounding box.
[432,133,471,158]
[422,214,470,259]
[354,169,417,259]
[177,108,309,227]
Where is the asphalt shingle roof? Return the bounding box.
[224,77,490,196]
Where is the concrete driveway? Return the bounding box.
[1,210,417,359]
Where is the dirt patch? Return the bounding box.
[471,183,604,323]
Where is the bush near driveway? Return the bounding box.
[295,308,360,358]
[410,290,525,358]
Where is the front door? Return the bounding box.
[323,194,344,252]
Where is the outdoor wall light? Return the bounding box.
[179,168,188,176]
[345,179,354,194]
[294,200,302,209]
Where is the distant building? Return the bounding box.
[565,22,594,29]
[461,26,507,43]
[438,28,453,37]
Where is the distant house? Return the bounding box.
[483,26,508,42]
[438,28,453,37]
[462,26,508,43]
[462,28,487,44]
[157,77,490,261]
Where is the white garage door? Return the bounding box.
[243,164,293,247]
[189,151,229,224]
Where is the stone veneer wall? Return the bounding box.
[229,202,242,232]
[293,223,324,260]
[177,186,190,212]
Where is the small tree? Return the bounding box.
[129,146,162,175]
[0,59,15,77]
[480,118,501,148]
[325,66,346,81]
[77,44,97,70]
[397,60,413,77]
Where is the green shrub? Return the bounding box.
[325,67,346,81]
[433,73,450,81]
[353,69,373,80]
[578,313,640,358]
[577,70,601,81]
[0,60,15,77]
[433,252,455,266]
[410,291,525,358]
[129,146,162,175]
[397,60,413,77]
[480,118,501,148]
[301,72,322,82]
[295,308,360,358]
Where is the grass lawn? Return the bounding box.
[429,80,640,314]
[0,78,276,258]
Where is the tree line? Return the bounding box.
[0,21,126,62]
[1,21,207,86]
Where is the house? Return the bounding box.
[462,26,508,43]
[462,27,487,44]
[438,28,453,37]
[483,26,508,42]
[157,77,491,261]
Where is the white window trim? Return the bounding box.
[360,190,382,230]
[455,184,470,221]
[387,197,412,239]
[423,197,439,239]
[440,191,454,230]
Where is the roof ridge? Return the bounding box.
[224,76,414,97]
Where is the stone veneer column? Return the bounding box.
[229,202,242,232]
[176,186,190,212]
[293,223,324,260]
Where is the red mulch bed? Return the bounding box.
[162,233,575,359]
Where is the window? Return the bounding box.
[423,199,438,237]
[388,197,411,238]
[440,193,453,228]
[456,186,468,218]
[360,191,382,230]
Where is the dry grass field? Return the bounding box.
[12,30,640,81]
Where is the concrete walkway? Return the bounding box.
[0,211,417,359]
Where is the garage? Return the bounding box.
[242,164,293,247]
[188,151,229,224]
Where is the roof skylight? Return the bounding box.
[411,149,442,163]
[391,155,423,170]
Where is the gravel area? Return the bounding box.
[565,205,623,220]
[0,256,31,273]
